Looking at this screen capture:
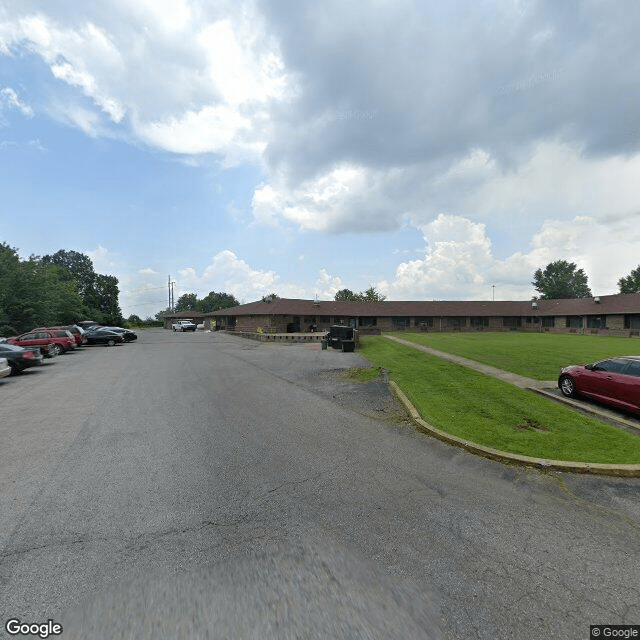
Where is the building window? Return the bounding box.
[624,314,640,330]
[318,316,330,323]
[502,317,522,328]
[359,317,377,327]
[446,316,466,329]
[303,316,316,323]
[587,316,606,329]
[565,316,584,329]
[541,316,555,328]
[470,316,489,328]
[392,317,410,329]
[415,317,434,327]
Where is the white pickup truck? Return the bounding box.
[172,320,197,332]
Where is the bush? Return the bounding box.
[0,325,17,337]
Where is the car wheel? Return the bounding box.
[9,363,20,376]
[107,339,116,347]
[51,344,61,356]
[559,375,576,397]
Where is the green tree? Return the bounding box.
[618,265,640,294]
[175,293,198,312]
[360,286,386,302]
[334,286,386,302]
[334,288,360,301]
[0,243,21,331]
[40,249,123,323]
[532,260,592,299]
[197,291,239,313]
[261,293,280,303]
[88,274,123,325]
[41,250,96,299]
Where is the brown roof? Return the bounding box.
[206,293,640,318]
[164,311,205,319]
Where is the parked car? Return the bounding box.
[0,343,44,375]
[77,320,99,329]
[558,356,640,415]
[33,327,82,348]
[37,343,57,358]
[0,357,10,380]
[83,327,125,346]
[100,326,137,341]
[172,320,197,332]
[8,329,76,355]
[37,325,87,345]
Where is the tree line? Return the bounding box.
[0,244,123,336]
[156,291,240,317]
[532,260,640,299]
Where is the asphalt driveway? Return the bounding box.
[0,330,638,639]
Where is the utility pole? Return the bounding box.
[492,285,496,301]
[168,276,175,312]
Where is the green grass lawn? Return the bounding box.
[389,331,640,381]
[358,336,640,464]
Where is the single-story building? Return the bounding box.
[203,293,640,338]
[161,311,205,330]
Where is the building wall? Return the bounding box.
[213,312,640,337]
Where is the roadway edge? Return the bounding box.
[388,380,640,477]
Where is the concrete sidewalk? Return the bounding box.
[385,335,556,389]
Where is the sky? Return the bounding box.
[1,0,639,318]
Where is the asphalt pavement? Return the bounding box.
[1,330,639,639]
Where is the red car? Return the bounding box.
[35,325,87,346]
[558,356,640,415]
[8,329,76,356]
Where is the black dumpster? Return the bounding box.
[328,325,358,352]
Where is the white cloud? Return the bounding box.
[137,105,257,158]
[0,2,295,162]
[379,215,495,300]
[469,140,640,224]
[379,212,640,301]
[315,269,344,299]
[175,250,305,301]
[0,87,33,117]
[86,245,119,272]
[252,163,406,232]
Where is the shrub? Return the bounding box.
[0,325,17,337]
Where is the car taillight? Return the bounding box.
[23,351,34,359]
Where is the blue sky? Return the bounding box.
[1,1,640,317]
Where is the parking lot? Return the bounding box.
[1,329,639,639]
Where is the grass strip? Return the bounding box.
[341,366,380,382]
[390,331,640,381]
[358,337,640,464]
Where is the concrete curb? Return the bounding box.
[389,381,640,477]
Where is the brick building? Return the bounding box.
[204,293,640,338]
